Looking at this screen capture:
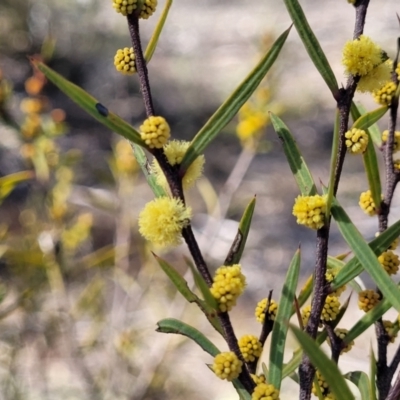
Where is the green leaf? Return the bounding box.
[144,0,173,63]
[282,0,338,96]
[0,171,34,202]
[331,198,400,312]
[156,318,220,356]
[352,106,388,131]
[270,113,317,196]
[269,248,300,389]
[351,102,382,147]
[232,380,252,400]
[344,371,372,400]
[331,219,400,289]
[290,325,355,400]
[180,27,291,172]
[350,103,382,208]
[30,58,145,147]
[224,197,256,265]
[131,143,166,198]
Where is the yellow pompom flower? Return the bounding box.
[325,269,346,296]
[251,374,266,385]
[112,0,157,18]
[255,298,278,323]
[358,289,380,312]
[326,328,354,354]
[140,116,170,149]
[212,352,242,381]
[382,130,400,152]
[345,128,368,154]
[373,81,397,106]
[292,194,327,230]
[383,320,398,343]
[301,304,311,327]
[357,60,392,92]
[321,295,340,322]
[210,264,246,312]
[238,335,263,362]
[151,140,205,191]
[138,197,191,247]
[378,250,400,275]
[252,383,280,400]
[312,371,335,399]
[359,190,380,216]
[114,47,136,75]
[342,35,383,77]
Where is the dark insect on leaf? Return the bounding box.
[95,102,109,117]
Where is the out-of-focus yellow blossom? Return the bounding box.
[292,194,327,230]
[357,60,392,92]
[114,139,138,174]
[61,213,93,251]
[212,352,242,381]
[138,197,191,247]
[151,140,205,190]
[140,116,170,149]
[345,128,368,154]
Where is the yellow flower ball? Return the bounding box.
[342,35,383,77]
[312,371,334,399]
[326,328,354,354]
[373,81,397,106]
[138,197,191,247]
[378,250,400,275]
[358,289,380,312]
[251,374,266,385]
[112,0,138,16]
[114,47,136,75]
[321,295,340,322]
[210,264,246,312]
[345,128,368,154]
[212,352,242,381]
[382,130,400,152]
[252,383,280,400]
[140,116,170,149]
[383,320,398,343]
[325,269,346,296]
[359,190,380,216]
[301,304,311,327]
[139,0,157,19]
[151,140,205,191]
[292,194,327,230]
[255,298,278,323]
[238,334,263,362]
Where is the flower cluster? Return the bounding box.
[138,197,191,247]
[114,48,136,75]
[301,304,311,327]
[345,128,368,154]
[251,374,266,385]
[378,250,400,275]
[382,130,400,152]
[373,81,397,106]
[255,298,278,323]
[252,383,280,400]
[212,352,242,381]
[325,269,346,296]
[112,0,157,18]
[238,334,263,362]
[358,289,380,312]
[140,116,170,149]
[326,328,354,354]
[312,370,335,399]
[359,190,379,216]
[321,295,340,322]
[151,140,205,191]
[292,194,327,230]
[210,264,246,312]
[383,320,398,343]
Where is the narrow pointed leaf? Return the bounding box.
[350,103,382,208]
[351,102,382,147]
[131,143,166,198]
[270,113,317,196]
[290,325,355,400]
[181,27,291,171]
[144,0,173,62]
[232,381,252,400]
[352,106,388,131]
[156,318,220,356]
[224,197,256,265]
[331,198,400,311]
[283,0,338,96]
[344,371,372,400]
[30,58,145,147]
[269,248,300,389]
[331,219,400,289]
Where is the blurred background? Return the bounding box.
[0,0,400,399]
